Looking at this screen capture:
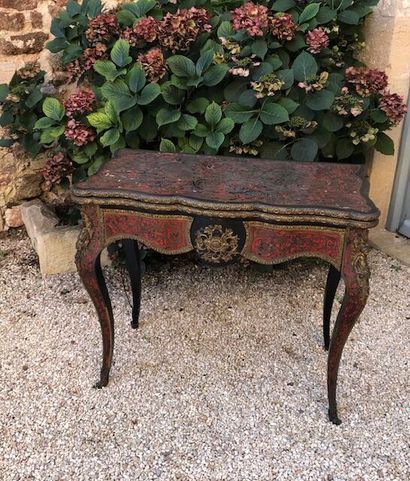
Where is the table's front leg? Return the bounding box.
[75,206,114,388]
[328,228,369,424]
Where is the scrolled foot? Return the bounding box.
[324,340,329,351]
[328,408,342,425]
[93,367,110,389]
[131,319,139,329]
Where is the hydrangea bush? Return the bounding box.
[0,0,407,188]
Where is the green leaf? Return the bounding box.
[316,7,337,24]
[370,110,388,123]
[25,88,43,108]
[238,90,257,108]
[105,101,118,123]
[100,128,120,146]
[43,97,65,121]
[194,123,210,138]
[161,82,185,105]
[110,135,126,154]
[251,40,268,59]
[217,21,234,38]
[252,62,273,81]
[216,118,234,135]
[167,55,196,78]
[225,104,256,123]
[375,132,394,155]
[128,65,146,93]
[40,125,65,144]
[137,83,161,105]
[93,61,119,81]
[84,142,98,157]
[0,84,9,102]
[156,108,181,127]
[277,69,294,89]
[176,114,198,131]
[160,139,176,153]
[34,117,56,130]
[62,44,83,65]
[87,0,103,17]
[306,90,335,110]
[278,98,299,114]
[292,51,318,82]
[111,39,132,68]
[337,10,360,24]
[124,0,156,17]
[88,157,104,176]
[322,112,343,132]
[271,0,295,11]
[336,138,354,160]
[187,97,210,114]
[205,102,222,127]
[239,119,263,144]
[206,132,225,150]
[66,0,81,16]
[46,38,68,53]
[203,64,229,87]
[101,80,135,113]
[121,105,143,132]
[260,102,289,125]
[291,138,318,161]
[87,112,112,131]
[196,50,214,76]
[116,9,136,26]
[299,3,321,24]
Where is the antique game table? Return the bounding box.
[72,149,379,424]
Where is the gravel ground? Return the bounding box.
[0,231,409,481]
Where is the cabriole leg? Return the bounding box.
[122,239,142,329]
[75,209,114,388]
[327,229,369,425]
[323,265,341,351]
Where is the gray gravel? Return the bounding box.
[0,232,409,481]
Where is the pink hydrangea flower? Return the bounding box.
[138,48,167,82]
[135,16,160,43]
[42,152,73,190]
[305,28,329,54]
[231,2,270,37]
[270,13,298,41]
[86,13,119,46]
[65,120,96,146]
[159,7,212,53]
[379,91,407,125]
[64,88,96,118]
[345,67,388,96]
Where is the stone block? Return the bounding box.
[0,32,49,56]
[5,205,23,228]
[21,199,110,275]
[30,10,43,29]
[0,0,38,10]
[0,12,25,31]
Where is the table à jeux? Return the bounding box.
[72,149,379,425]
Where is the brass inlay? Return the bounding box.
[194,224,239,263]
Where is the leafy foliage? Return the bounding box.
[0,0,407,189]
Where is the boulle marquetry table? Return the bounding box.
[72,149,379,425]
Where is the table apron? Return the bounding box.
[99,208,345,269]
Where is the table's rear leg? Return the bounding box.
[122,239,142,329]
[323,265,341,351]
[76,227,114,389]
[327,230,369,424]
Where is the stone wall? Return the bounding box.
[363,1,410,230]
